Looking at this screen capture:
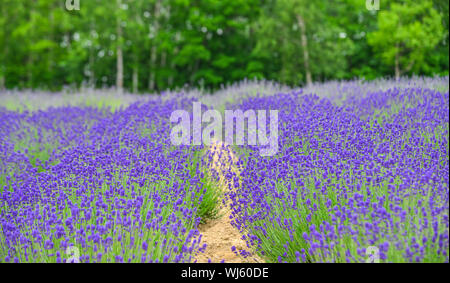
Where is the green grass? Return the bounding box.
[188,149,223,224]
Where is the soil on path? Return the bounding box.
[194,141,262,263]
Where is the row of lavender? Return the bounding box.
[0,97,213,263]
[226,83,449,262]
[1,77,448,263]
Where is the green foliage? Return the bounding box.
[187,150,223,224]
[368,0,445,79]
[0,0,448,91]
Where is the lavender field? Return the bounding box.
[0,77,448,263]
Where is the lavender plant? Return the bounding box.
[0,97,220,263]
[0,77,448,263]
[225,79,449,263]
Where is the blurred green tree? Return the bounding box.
[368,0,445,80]
[0,0,448,91]
[251,0,355,86]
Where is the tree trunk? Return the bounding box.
[395,44,400,81]
[190,60,199,85]
[116,0,124,93]
[27,56,33,88]
[89,45,95,87]
[132,1,144,94]
[0,73,4,91]
[132,65,138,93]
[148,0,161,91]
[296,15,312,86]
[1,1,6,90]
[161,50,166,82]
[48,9,54,82]
[88,20,95,87]
[168,47,178,87]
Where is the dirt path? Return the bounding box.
[194,141,262,263]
